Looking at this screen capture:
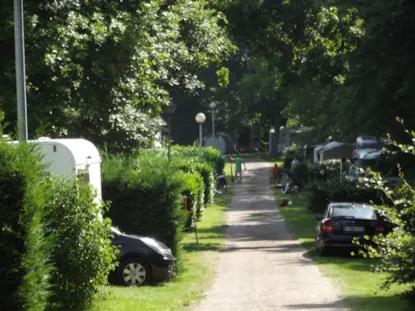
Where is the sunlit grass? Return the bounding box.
[274,190,410,311]
[90,164,233,311]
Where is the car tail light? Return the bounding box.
[321,220,333,233]
[376,223,384,234]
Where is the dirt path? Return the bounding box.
[194,161,349,311]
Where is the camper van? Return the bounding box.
[349,136,389,180]
[12,138,102,202]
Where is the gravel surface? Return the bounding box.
[194,161,350,311]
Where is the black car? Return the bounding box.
[110,227,176,286]
[313,202,385,255]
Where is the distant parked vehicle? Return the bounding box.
[312,202,388,256]
[110,227,175,286]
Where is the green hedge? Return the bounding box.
[45,177,118,310]
[171,145,224,175]
[0,141,53,311]
[282,144,305,169]
[102,154,186,262]
[305,179,388,214]
[293,161,340,186]
[176,157,215,206]
[182,172,204,230]
[0,140,118,311]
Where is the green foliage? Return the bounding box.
[0,141,53,311]
[175,157,215,206]
[360,125,415,306]
[170,146,219,206]
[171,145,224,175]
[282,144,304,169]
[44,177,118,310]
[102,154,186,262]
[183,172,205,229]
[216,67,230,88]
[0,0,235,152]
[306,179,384,214]
[201,147,225,176]
[281,1,415,143]
[293,161,340,186]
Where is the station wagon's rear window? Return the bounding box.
[331,205,377,220]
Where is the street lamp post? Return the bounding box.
[195,113,206,157]
[209,101,216,150]
[269,126,275,155]
[14,0,28,141]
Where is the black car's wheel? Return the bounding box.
[315,238,330,256]
[118,257,151,286]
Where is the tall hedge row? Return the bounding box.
[101,146,224,268]
[183,172,204,229]
[0,141,117,311]
[177,158,215,206]
[171,145,224,175]
[305,179,387,214]
[0,142,53,311]
[102,154,186,259]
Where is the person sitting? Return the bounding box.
[272,163,281,184]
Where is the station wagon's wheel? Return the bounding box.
[118,258,151,286]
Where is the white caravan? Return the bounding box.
[12,138,102,203]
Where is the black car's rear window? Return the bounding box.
[331,205,377,220]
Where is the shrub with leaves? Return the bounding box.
[0,141,53,311]
[45,176,118,310]
[306,178,385,214]
[102,154,186,261]
[183,172,204,230]
[293,160,340,186]
[358,120,415,306]
[176,157,215,206]
[171,145,224,175]
[282,144,304,169]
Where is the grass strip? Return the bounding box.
[274,190,409,311]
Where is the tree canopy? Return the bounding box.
[183,0,414,149]
[0,0,235,152]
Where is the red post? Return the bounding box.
[183,195,188,211]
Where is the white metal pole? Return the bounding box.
[211,109,215,149]
[199,123,203,157]
[14,0,28,141]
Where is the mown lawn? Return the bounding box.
[91,164,233,311]
[274,190,410,311]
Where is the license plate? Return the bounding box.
[344,226,364,232]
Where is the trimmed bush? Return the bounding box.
[171,145,224,175]
[102,154,186,260]
[45,177,118,310]
[201,147,225,175]
[306,179,386,214]
[183,172,204,229]
[293,161,340,186]
[176,157,215,206]
[0,141,53,311]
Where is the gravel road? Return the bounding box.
[194,161,350,311]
